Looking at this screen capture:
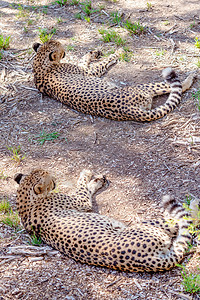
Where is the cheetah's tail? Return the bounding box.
[162,195,192,261]
[133,68,182,122]
[161,67,182,105]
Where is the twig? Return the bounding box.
[89,115,94,123]
[133,278,142,290]
[174,15,185,21]
[163,162,171,171]
[0,86,8,91]
[0,68,6,81]
[11,48,30,53]
[93,132,97,144]
[186,54,200,57]
[125,12,133,20]
[165,23,177,34]
[7,245,59,256]
[0,256,21,265]
[28,256,44,262]
[75,288,84,296]
[108,23,119,29]
[106,278,122,288]
[20,85,38,92]
[148,29,161,41]
[168,289,192,300]
[178,119,191,129]
[169,38,176,54]
[101,10,109,17]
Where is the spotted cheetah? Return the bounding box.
[14,169,197,272]
[32,40,195,122]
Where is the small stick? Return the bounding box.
[106,278,122,288]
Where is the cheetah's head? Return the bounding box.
[14,169,56,196]
[33,40,65,63]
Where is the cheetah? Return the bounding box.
[14,169,198,272]
[32,40,195,122]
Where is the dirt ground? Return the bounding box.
[0,0,200,299]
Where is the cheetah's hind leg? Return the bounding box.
[73,170,108,212]
[79,50,103,70]
[77,170,108,193]
[182,72,196,92]
[87,174,108,195]
[82,48,124,77]
[77,169,93,188]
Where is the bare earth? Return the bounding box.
[0,0,200,299]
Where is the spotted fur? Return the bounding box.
[15,169,193,272]
[32,40,195,122]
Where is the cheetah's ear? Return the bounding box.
[33,42,41,52]
[49,51,56,61]
[33,183,45,195]
[49,50,65,61]
[34,175,56,195]
[14,173,24,184]
[33,42,41,53]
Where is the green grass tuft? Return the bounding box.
[110,11,122,25]
[70,0,80,4]
[55,0,79,6]
[80,1,99,16]
[55,0,68,6]
[196,59,200,68]
[99,29,126,46]
[74,12,82,19]
[0,171,8,180]
[177,265,200,294]
[7,145,25,164]
[1,212,20,229]
[0,35,11,50]
[38,28,56,43]
[0,200,20,230]
[194,37,200,49]
[123,20,145,35]
[119,48,133,62]
[84,16,90,23]
[66,44,76,51]
[146,2,153,10]
[0,34,11,59]
[29,232,43,246]
[35,130,60,145]
[0,199,11,213]
[193,90,200,111]
[56,17,63,23]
